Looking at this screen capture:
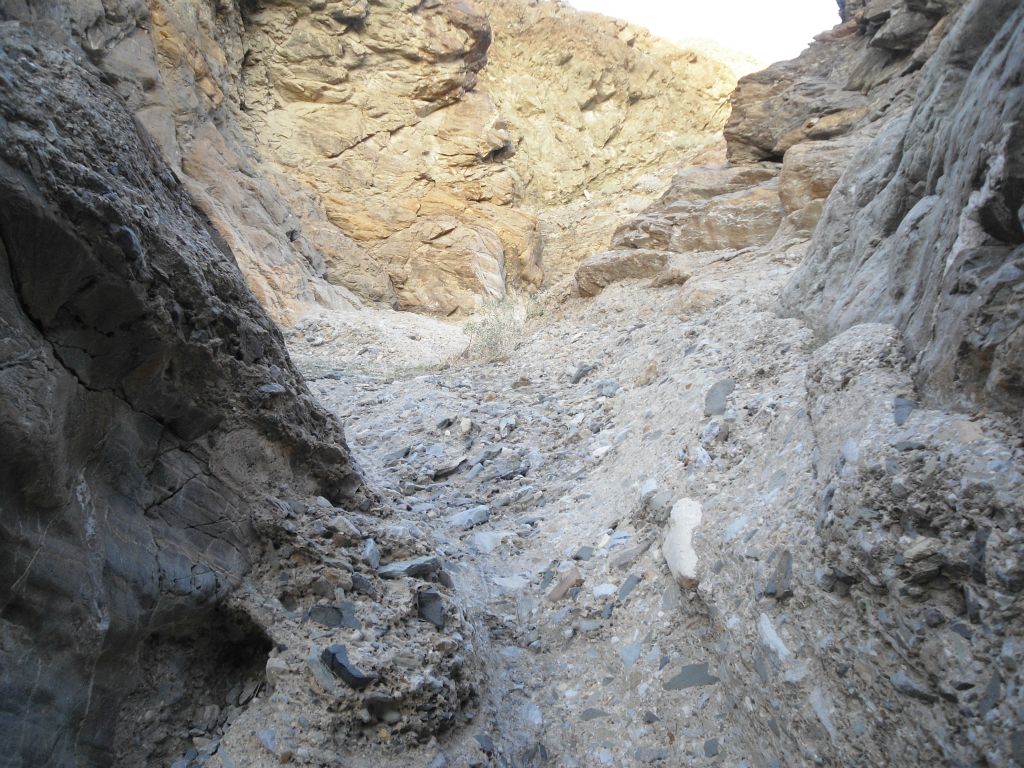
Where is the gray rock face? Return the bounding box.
[0,28,360,767]
[781,0,1024,424]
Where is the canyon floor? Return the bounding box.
[270,240,820,767]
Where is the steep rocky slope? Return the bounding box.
[563,0,1024,765]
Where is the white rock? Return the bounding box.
[757,612,792,660]
[662,498,703,588]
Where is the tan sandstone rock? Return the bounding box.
[575,249,671,296]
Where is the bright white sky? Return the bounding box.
[567,0,841,65]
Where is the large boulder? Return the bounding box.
[575,249,671,296]
[778,134,869,232]
[612,167,783,253]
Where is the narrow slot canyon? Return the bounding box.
[0,1,1022,767]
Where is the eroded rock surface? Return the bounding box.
[781,0,1024,423]
[0,0,733,320]
[0,27,364,767]
[2,0,1023,766]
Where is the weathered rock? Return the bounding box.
[612,164,782,252]
[781,0,1024,424]
[575,250,670,296]
[477,0,738,279]
[663,662,720,690]
[0,27,362,767]
[416,589,446,629]
[724,1,961,163]
[547,567,584,602]
[778,135,867,231]
[704,379,736,416]
[662,499,703,589]
[378,555,444,580]
[321,645,379,690]
[448,505,491,530]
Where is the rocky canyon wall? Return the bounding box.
[0,24,365,766]
[572,0,1024,765]
[1,0,734,320]
[781,0,1024,425]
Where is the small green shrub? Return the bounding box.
[463,291,545,361]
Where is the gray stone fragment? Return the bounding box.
[447,505,490,530]
[704,379,735,416]
[382,446,411,464]
[351,572,375,595]
[580,707,608,721]
[979,670,1002,715]
[362,538,382,570]
[321,644,378,689]
[595,380,620,397]
[471,445,503,465]
[571,363,596,384]
[573,545,594,561]
[703,738,719,757]
[337,601,362,629]
[306,604,345,629]
[757,613,792,661]
[432,455,467,480]
[889,670,936,702]
[618,574,641,603]
[764,549,793,600]
[416,589,446,628]
[663,662,720,690]
[378,555,443,579]
[893,397,917,426]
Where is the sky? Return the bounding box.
[567,0,841,66]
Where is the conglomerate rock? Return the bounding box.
[0,25,369,766]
